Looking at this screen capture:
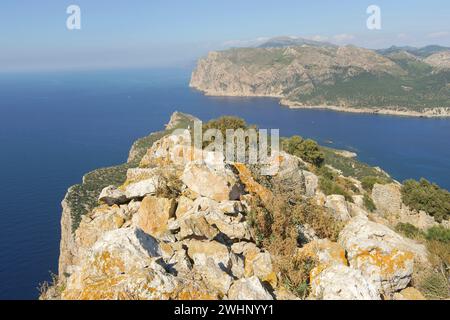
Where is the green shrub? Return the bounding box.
[418,272,449,300]
[319,176,352,202]
[395,223,424,239]
[426,226,450,243]
[363,194,377,212]
[283,136,324,167]
[361,176,389,192]
[401,179,450,222]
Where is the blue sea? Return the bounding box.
[0,68,449,299]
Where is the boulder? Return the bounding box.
[310,265,381,300]
[301,170,319,197]
[182,163,244,202]
[393,287,426,300]
[372,183,438,230]
[175,196,194,219]
[204,210,252,241]
[325,195,351,221]
[75,205,126,250]
[339,215,428,295]
[186,239,231,269]
[297,239,348,281]
[98,186,127,206]
[178,213,219,240]
[132,196,176,237]
[227,277,273,300]
[62,228,176,300]
[195,258,233,296]
[123,177,160,200]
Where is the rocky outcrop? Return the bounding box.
[53,112,442,301]
[339,215,428,295]
[372,183,440,230]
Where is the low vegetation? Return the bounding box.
[395,222,450,299]
[282,136,324,167]
[248,182,344,299]
[401,178,450,222]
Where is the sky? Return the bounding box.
[0,0,449,71]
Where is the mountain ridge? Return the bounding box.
[190,41,450,117]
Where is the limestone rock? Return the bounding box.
[75,205,126,250]
[227,277,273,300]
[123,175,160,200]
[175,196,194,219]
[204,210,252,241]
[393,287,426,300]
[178,213,219,240]
[325,195,351,221]
[186,239,231,269]
[98,186,127,206]
[297,239,348,281]
[182,163,244,202]
[339,215,428,295]
[310,265,381,300]
[132,196,176,237]
[301,170,319,197]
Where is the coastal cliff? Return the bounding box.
[190,42,450,117]
[45,112,449,300]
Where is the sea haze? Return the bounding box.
[0,68,449,299]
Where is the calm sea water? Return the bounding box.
[0,68,449,299]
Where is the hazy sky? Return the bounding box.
[1,0,449,71]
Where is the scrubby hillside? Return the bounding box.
[43,113,449,300]
[190,41,450,117]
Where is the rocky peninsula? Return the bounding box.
[42,112,449,300]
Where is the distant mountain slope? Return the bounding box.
[258,36,335,48]
[377,45,450,58]
[191,43,450,116]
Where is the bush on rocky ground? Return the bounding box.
[401,178,450,222]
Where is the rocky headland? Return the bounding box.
[42,112,449,300]
[190,40,450,118]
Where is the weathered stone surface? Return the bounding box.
[186,239,231,269]
[325,195,351,221]
[62,228,171,300]
[182,163,244,202]
[75,205,125,250]
[339,215,428,295]
[175,196,194,219]
[297,239,348,281]
[227,277,273,300]
[204,210,252,241]
[98,186,127,206]
[178,213,219,240]
[301,170,319,197]
[393,287,426,300]
[140,130,194,168]
[310,265,380,300]
[123,175,160,200]
[372,183,438,230]
[132,196,176,237]
[195,258,233,296]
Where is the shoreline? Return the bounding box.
[281,99,450,119]
[189,84,450,119]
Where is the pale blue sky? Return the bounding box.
[1,0,449,71]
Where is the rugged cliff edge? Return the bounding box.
[190,43,450,117]
[44,112,449,300]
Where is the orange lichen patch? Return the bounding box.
[243,247,260,277]
[234,163,272,204]
[355,248,414,276]
[92,251,126,276]
[297,240,348,282]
